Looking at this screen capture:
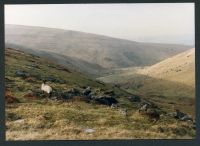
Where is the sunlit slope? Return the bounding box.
[98,49,195,100]
[137,48,195,87]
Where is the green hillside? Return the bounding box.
[5,48,195,140]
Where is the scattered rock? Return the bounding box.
[87,92,96,99]
[171,109,194,122]
[104,90,115,96]
[95,96,118,106]
[110,103,118,108]
[146,108,160,121]
[58,92,73,100]
[68,88,81,96]
[180,115,193,122]
[174,109,186,119]
[138,104,148,112]
[84,128,95,133]
[83,87,92,96]
[52,89,90,102]
[138,103,160,121]
[28,63,40,69]
[192,119,196,129]
[15,70,30,78]
[129,95,141,102]
[14,119,25,124]
[141,100,158,108]
[53,87,91,102]
[31,90,47,98]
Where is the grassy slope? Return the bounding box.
[5,48,129,98]
[124,49,195,116]
[5,48,195,140]
[97,49,195,116]
[98,48,195,87]
[137,48,195,87]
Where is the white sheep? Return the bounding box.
[41,80,52,97]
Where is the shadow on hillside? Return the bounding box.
[119,74,195,116]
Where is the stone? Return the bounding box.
[29,63,40,69]
[84,128,95,133]
[174,109,194,122]
[104,90,115,96]
[15,70,30,78]
[83,87,92,96]
[129,95,141,102]
[95,96,118,106]
[68,88,81,96]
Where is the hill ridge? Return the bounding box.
[5,24,192,73]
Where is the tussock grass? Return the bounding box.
[5,48,195,140]
[6,100,195,140]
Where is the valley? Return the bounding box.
[5,47,195,140]
[5,25,195,140]
[5,24,193,77]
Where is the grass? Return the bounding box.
[98,71,195,116]
[6,101,195,140]
[5,48,196,140]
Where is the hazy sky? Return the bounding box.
[5,3,194,45]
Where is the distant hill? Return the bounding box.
[5,24,192,74]
[137,48,195,87]
[5,43,107,77]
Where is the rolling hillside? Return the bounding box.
[5,47,195,140]
[98,49,195,115]
[5,43,108,77]
[98,48,195,87]
[5,24,192,75]
[5,24,195,140]
[137,48,195,87]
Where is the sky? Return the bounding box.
[5,3,194,45]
